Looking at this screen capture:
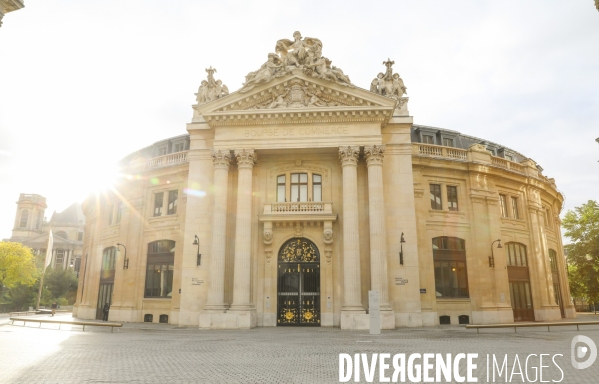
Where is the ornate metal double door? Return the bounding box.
[277,238,321,326]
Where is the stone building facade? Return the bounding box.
[6,193,84,274]
[74,33,572,328]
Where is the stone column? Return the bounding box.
[364,145,392,312]
[229,149,257,313]
[339,146,364,313]
[204,150,231,311]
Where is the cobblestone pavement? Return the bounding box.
[1,314,599,383]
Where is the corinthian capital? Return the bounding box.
[211,149,231,170]
[235,149,257,169]
[364,145,385,166]
[338,146,360,167]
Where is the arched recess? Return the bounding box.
[96,247,116,320]
[506,242,535,321]
[277,237,320,326]
[432,236,468,298]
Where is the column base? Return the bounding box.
[200,309,256,329]
[202,303,229,312]
[340,310,395,330]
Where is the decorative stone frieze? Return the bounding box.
[323,222,333,245]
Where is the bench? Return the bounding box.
[9,317,123,332]
[466,321,599,334]
[9,311,38,316]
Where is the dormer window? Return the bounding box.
[422,135,435,144]
[443,138,454,147]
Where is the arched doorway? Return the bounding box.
[277,238,320,326]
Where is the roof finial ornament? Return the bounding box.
[370,59,407,101]
[195,67,229,105]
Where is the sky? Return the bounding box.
[0,0,598,240]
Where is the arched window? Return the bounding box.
[36,211,43,229]
[506,243,527,267]
[102,247,117,271]
[548,249,558,271]
[432,237,469,298]
[55,231,68,240]
[144,240,175,298]
[19,209,29,228]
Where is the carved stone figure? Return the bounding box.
[240,32,353,92]
[195,67,229,105]
[370,59,407,101]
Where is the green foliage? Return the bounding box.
[563,200,599,310]
[44,268,78,302]
[0,242,38,297]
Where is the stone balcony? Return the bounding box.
[146,151,188,170]
[259,202,337,224]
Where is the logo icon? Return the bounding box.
[571,335,597,369]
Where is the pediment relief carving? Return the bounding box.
[213,77,388,113]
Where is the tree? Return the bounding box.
[0,242,38,299]
[563,200,599,313]
[44,268,78,303]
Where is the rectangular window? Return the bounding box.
[511,197,519,219]
[167,190,178,215]
[434,260,469,298]
[174,143,185,152]
[154,192,163,217]
[505,154,513,161]
[145,264,174,298]
[145,241,175,298]
[55,249,65,268]
[447,186,458,211]
[430,184,442,210]
[507,243,527,267]
[277,175,286,202]
[422,135,435,144]
[443,138,454,147]
[545,208,552,228]
[549,252,558,271]
[313,174,322,202]
[499,195,508,217]
[158,147,167,156]
[102,248,116,270]
[291,173,308,202]
[115,202,122,224]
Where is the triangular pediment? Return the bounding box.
[196,71,398,127]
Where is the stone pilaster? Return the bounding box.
[228,149,257,326]
[364,145,392,315]
[339,146,365,327]
[203,150,231,311]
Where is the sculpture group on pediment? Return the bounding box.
[195,67,229,105]
[370,59,407,101]
[240,31,353,92]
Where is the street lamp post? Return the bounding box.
[489,239,502,268]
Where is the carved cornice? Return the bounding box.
[364,145,385,166]
[211,149,231,170]
[235,149,257,169]
[339,146,359,167]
